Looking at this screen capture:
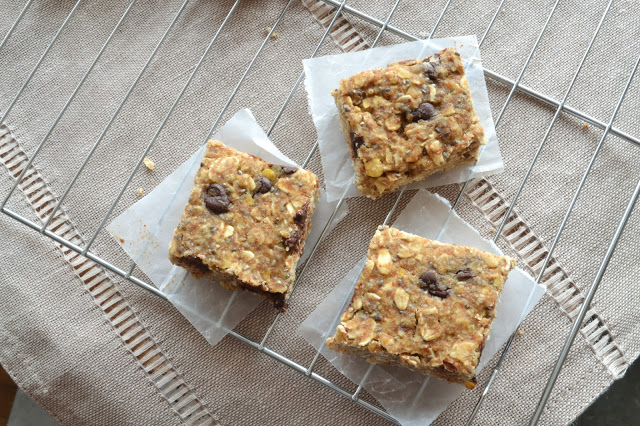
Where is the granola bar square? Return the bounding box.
[326,226,515,387]
[332,48,487,199]
[168,140,319,311]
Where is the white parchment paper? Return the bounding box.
[303,36,503,201]
[298,190,546,426]
[107,109,348,346]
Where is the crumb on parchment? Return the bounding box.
[136,187,144,197]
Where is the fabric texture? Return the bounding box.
[0,0,639,425]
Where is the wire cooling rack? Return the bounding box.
[1,0,639,424]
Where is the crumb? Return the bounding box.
[119,238,125,244]
[136,187,144,197]
[266,27,278,40]
[143,157,155,171]
[490,227,496,233]
[517,328,524,335]
[583,124,590,130]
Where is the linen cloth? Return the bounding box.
[1,0,639,424]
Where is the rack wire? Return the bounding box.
[1,0,639,424]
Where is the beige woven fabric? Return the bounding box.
[0,0,639,425]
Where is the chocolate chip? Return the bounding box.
[204,196,229,214]
[207,183,227,197]
[294,211,306,224]
[200,162,204,168]
[427,285,450,299]
[420,270,438,286]
[204,184,230,214]
[256,176,272,194]
[412,102,436,121]
[350,131,364,157]
[456,269,474,281]
[294,204,308,225]
[281,166,298,174]
[283,230,300,251]
[423,62,437,79]
[419,270,450,299]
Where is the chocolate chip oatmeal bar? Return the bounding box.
[168,140,319,311]
[326,226,515,387]
[332,48,487,199]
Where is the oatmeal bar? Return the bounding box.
[326,226,515,387]
[168,140,319,311]
[332,48,487,199]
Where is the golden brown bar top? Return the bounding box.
[332,48,487,199]
[168,140,319,310]
[326,226,515,386]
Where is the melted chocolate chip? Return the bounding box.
[420,270,437,286]
[423,62,437,79]
[294,205,308,225]
[419,270,450,299]
[204,184,230,214]
[412,102,436,121]
[204,196,229,214]
[456,269,474,281]
[200,162,204,168]
[256,176,272,194]
[281,166,298,174]
[207,183,227,197]
[283,230,300,252]
[350,131,364,157]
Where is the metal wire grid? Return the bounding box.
[1,0,639,424]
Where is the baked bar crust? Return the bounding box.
[168,140,319,311]
[332,48,487,199]
[326,226,515,387]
